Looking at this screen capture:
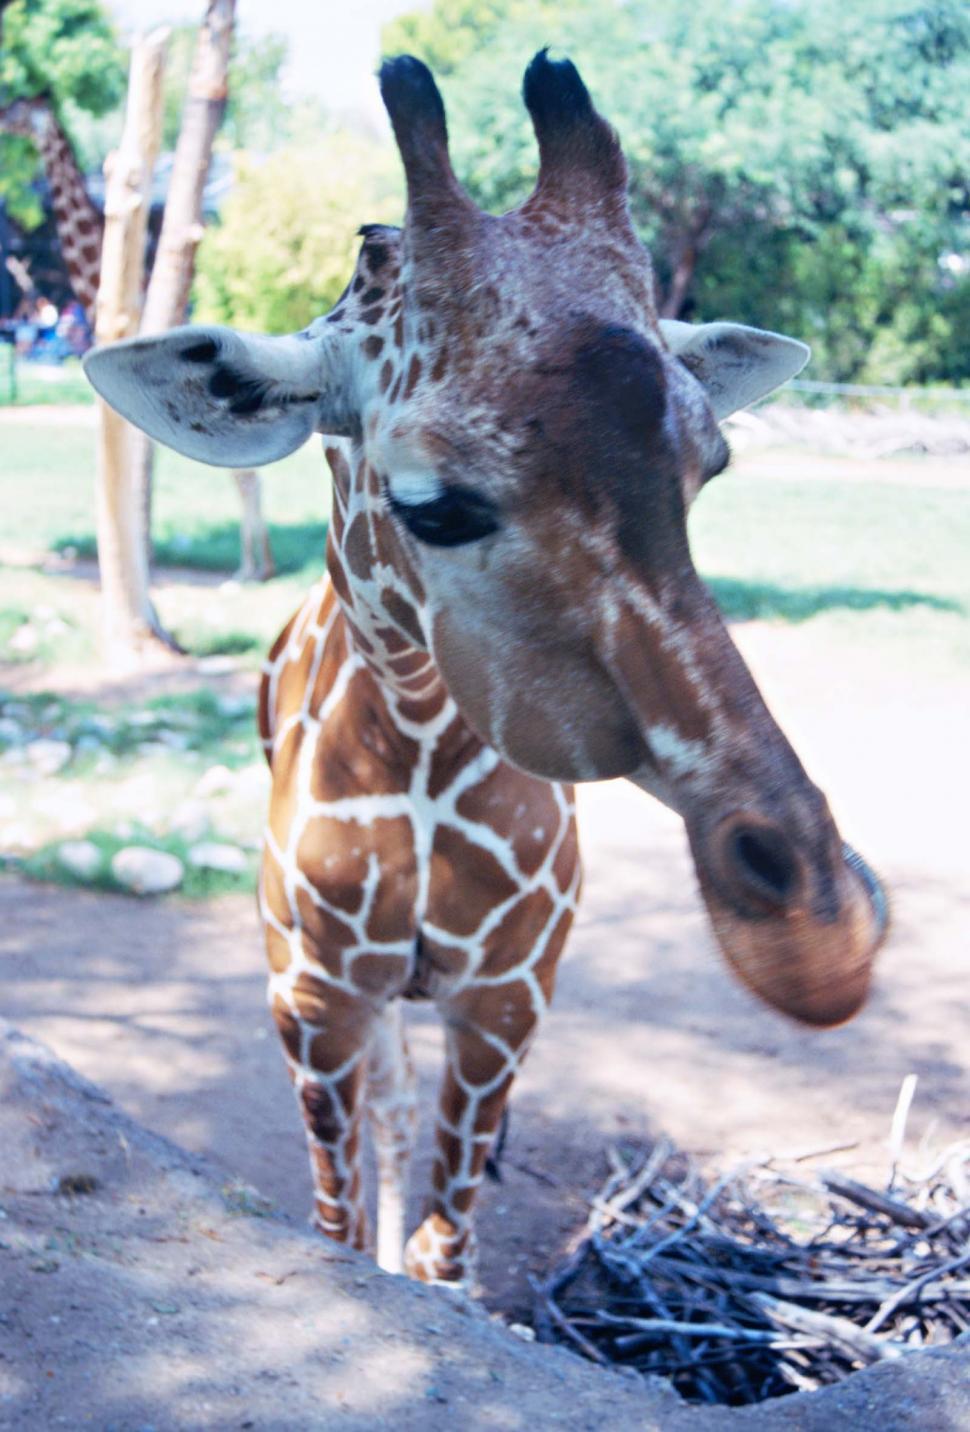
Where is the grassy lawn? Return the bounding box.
[0,358,95,407]
[1,409,967,895]
[689,452,970,673]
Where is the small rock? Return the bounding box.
[9,625,38,654]
[187,842,249,875]
[26,739,72,776]
[194,764,235,797]
[170,801,210,842]
[35,789,97,831]
[216,694,253,719]
[508,1323,536,1342]
[56,841,102,880]
[1,822,34,851]
[111,846,183,896]
[154,729,192,751]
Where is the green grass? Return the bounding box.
[20,829,257,897]
[0,689,260,768]
[0,689,266,897]
[0,413,330,572]
[687,466,970,670]
[0,358,95,407]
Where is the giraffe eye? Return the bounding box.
[386,485,500,547]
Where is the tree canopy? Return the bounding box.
[192,133,403,333]
[384,0,970,383]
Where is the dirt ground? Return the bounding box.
[3,616,968,1327]
[6,1021,969,1431]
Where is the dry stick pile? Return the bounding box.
[531,1083,970,1406]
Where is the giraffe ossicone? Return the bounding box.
[85,51,887,1288]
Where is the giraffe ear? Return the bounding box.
[83,324,352,467]
[659,320,809,420]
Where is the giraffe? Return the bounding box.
[84,53,888,1289]
[0,94,102,323]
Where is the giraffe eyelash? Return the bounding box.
[382,478,501,548]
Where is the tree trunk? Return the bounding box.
[133,0,237,563]
[233,469,276,582]
[94,30,174,667]
[658,208,713,320]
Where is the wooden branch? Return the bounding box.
[821,1173,935,1229]
[753,1294,905,1364]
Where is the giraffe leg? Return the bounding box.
[404,984,544,1288]
[269,974,377,1251]
[367,1002,418,1274]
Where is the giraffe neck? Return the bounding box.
[324,435,447,716]
[36,109,103,323]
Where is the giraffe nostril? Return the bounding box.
[722,821,802,913]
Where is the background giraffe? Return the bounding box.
[0,94,102,321]
[86,52,887,1290]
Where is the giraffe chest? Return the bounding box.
[262,596,581,1002]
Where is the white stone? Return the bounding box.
[111,846,183,896]
[194,764,235,797]
[216,695,253,719]
[155,729,192,751]
[197,656,236,675]
[9,625,38,653]
[57,840,102,880]
[170,801,210,842]
[26,739,72,775]
[33,789,97,832]
[187,842,249,875]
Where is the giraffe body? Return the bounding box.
[0,96,103,322]
[85,53,888,1287]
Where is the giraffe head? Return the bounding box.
[85,53,887,1027]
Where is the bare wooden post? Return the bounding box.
[233,469,276,582]
[94,29,171,666]
[132,0,238,563]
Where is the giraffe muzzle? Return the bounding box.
[688,813,888,1027]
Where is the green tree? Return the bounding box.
[0,0,124,226]
[383,0,970,382]
[192,132,403,333]
[160,25,291,153]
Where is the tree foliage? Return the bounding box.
[192,133,403,333]
[0,0,124,226]
[160,25,291,154]
[383,0,970,382]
